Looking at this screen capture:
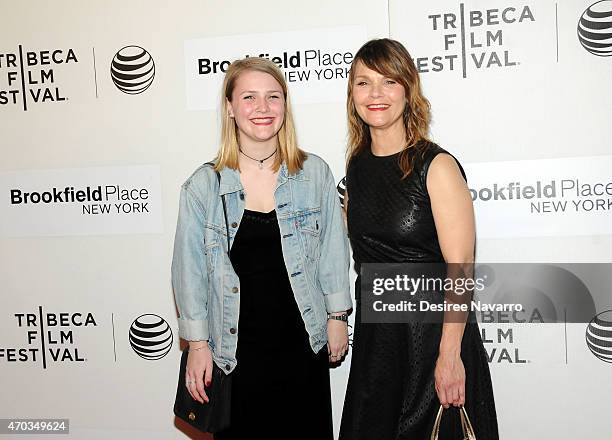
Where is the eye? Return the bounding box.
[243,95,254,100]
[355,81,367,86]
[385,79,397,85]
[269,94,281,100]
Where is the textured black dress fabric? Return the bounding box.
[214,209,333,440]
[339,143,499,440]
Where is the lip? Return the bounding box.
[250,117,275,126]
[366,104,390,111]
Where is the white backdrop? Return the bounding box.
[1,0,611,438]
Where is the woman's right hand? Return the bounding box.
[186,341,213,404]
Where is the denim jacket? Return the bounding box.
[171,153,352,374]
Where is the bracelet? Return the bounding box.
[189,343,208,352]
[328,313,348,322]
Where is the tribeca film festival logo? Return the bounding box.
[10,184,151,215]
[128,314,173,360]
[469,178,612,214]
[577,0,612,57]
[585,310,612,363]
[417,4,535,77]
[0,46,78,110]
[110,45,155,94]
[0,306,97,368]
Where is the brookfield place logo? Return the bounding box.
[417,4,535,77]
[469,178,612,214]
[129,314,173,360]
[9,184,152,215]
[577,1,612,57]
[184,26,365,110]
[110,45,155,94]
[586,310,612,363]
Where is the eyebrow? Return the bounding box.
[239,90,283,94]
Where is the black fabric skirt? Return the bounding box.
[214,209,333,440]
[339,297,499,440]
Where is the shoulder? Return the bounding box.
[346,149,367,174]
[416,140,447,165]
[417,141,467,182]
[301,151,333,180]
[181,161,218,197]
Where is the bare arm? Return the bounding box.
[427,153,475,408]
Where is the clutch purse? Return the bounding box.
[173,349,232,433]
[431,405,476,440]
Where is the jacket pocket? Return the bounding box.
[204,224,223,275]
[295,209,321,264]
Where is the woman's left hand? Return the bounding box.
[327,319,349,363]
[434,352,466,409]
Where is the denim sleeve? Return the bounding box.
[171,183,210,341]
[318,165,353,313]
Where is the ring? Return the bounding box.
[186,379,195,385]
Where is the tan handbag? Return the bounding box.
[430,405,476,440]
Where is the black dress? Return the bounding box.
[339,143,499,440]
[214,209,333,440]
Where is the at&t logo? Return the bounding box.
[129,314,173,360]
[578,1,612,57]
[337,177,346,208]
[111,46,155,94]
[586,310,612,363]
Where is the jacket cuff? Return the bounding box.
[324,290,353,313]
[178,317,210,341]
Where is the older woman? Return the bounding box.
[340,39,499,439]
[172,57,352,439]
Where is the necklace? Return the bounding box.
[239,148,277,169]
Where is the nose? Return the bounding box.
[369,82,383,98]
[255,96,270,113]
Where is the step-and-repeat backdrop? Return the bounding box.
[1,0,610,438]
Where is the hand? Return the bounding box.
[327,318,348,363]
[434,352,465,409]
[186,341,213,404]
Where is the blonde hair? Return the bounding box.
[215,57,306,174]
[346,39,432,178]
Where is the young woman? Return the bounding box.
[172,57,352,439]
[339,39,499,439]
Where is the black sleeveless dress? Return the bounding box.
[214,209,333,440]
[339,143,499,440]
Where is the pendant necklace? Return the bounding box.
[239,148,277,169]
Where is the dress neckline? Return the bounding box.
[243,208,276,216]
[367,147,402,159]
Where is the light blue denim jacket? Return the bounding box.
[171,153,352,374]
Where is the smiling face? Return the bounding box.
[351,61,407,133]
[227,70,285,150]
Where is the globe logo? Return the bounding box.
[585,310,612,363]
[129,314,173,360]
[110,45,155,94]
[337,176,346,208]
[577,1,612,57]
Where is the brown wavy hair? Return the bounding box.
[215,57,306,174]
[346,39,431,178]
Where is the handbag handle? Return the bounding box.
[431,405,476,440]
